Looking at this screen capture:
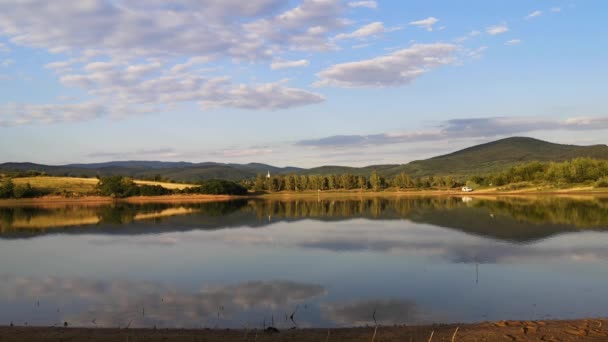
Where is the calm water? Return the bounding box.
[1,196,608,329]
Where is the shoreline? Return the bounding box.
[2,189,608,206]
[1,318,606,341]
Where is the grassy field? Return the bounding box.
[10,176,196,195]
[132,180,194,190]
[11,176,99,194]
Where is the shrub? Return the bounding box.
[138,184,172,196]
[97,176,139,198]
[0,179,15,198]
[199,179,248,195]
[595,177,608,188]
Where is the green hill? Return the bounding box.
[1,137,607,181]
[387,137,608,177]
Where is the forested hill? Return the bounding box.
[394,137,608,177]
[1,137,607,181]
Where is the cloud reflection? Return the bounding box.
[322,299,421,326]
[195,221,608,265]
[0,275,325,328]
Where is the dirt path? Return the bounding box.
[1,319,607,341]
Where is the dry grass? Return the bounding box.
[12,176,98,194]
[10,177,196,194]
[133,180,195,190]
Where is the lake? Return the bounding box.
[1,196,607,329]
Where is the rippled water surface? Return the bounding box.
[1,196,608,328]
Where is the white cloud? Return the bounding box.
[526,10,543,19]
[1,60,325,126]
[0,102,107,127]
[270,59,310,70]
[348,1,377,9]
[169,57,213,74]
[334,21,387,40]
[453,30,481,43]
[0,42,9,52]
[409,17,439,31]
[0,0,349,60]
[315,43,457,88]
[0,0,336,125]
[551,7,562,13]
[486,24,509,35]
[467,46,488,59]
[201,80,325,110]
[244,0,347,52]
[505,39,522,46]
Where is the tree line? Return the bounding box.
[97,176,247,198]
[468,158,608,188]
[245,171,465,192]
[247,158,608,193]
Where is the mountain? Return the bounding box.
[0,162,302,182]
[391,137,608,177]
[1,137,607,181]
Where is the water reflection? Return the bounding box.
[2,196,608,241]
[0,275,325,328]
[1,196,608,328]
[322,299,421,326]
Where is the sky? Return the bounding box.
[0,0,607,167]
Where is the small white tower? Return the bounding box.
[266,170,271,178]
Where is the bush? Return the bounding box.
[97,176,176,197]
[13,183,36,198]
[595,177,608,188]
[97,176,139,198]
[199,179,248,195]
[138,184,172,196]
[0,180,46,199]
[0,179,15,198]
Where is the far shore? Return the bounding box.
[1,188,608,207]
[0,318,606,341]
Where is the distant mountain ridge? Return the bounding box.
[1,137,607,181]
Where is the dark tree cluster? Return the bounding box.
[97,176,172,198]
[0,179,46,199]
[180,179,248,196]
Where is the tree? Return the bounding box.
[97,176,138,198]
[370,170,381,191]
[0,179,15,198]
[199,179,248,195]
[299,175,309,191]
[284,174,294,191]
[358,176,367,191]
[254,174,266,191]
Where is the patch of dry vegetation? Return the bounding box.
[11,176,196,195]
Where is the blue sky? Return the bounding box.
[0,0,607,167]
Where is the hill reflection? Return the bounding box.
[1,196,608,241]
